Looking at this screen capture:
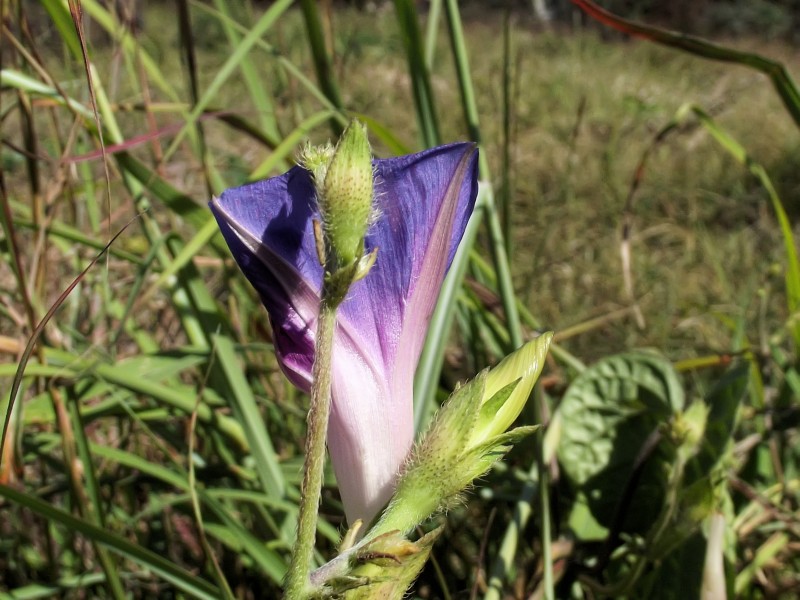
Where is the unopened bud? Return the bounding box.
[369,334,553,538]
[299,141,334,187]
[319,120,374,267]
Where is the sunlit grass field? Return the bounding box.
[2,2,799,598]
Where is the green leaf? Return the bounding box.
[567,492,608,542]
[689,364,748,482]
[633,532,708,600]
[557,351,683,533]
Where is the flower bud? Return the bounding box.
[319,120,374,267]
[473,331,553,444]
[369,333,553,537]
[298,141,334,188]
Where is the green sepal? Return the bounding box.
[478,378,521,427]
[341,527,443,600]
[416,371,486,460]
[447,424,541,493]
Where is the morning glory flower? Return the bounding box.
[210,143,479,527]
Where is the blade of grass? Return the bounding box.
[571,0,800,128]
[0,69,93,118]
[39,0,81,58]
[74,44,280,490]
[423,0,443,71]
[442,4,546,595]
[211,0,283,148]
[32,411,291,580]
[690,105,800,348]
[0,573,107,600]
[93,359,249,451]
[1,217,138,472]
[20,348,250,452]
[351,113,411,156]
[469,251,585,371]
[110,233,166,349]
[211,334,285,499]
[135,487,339,545]
[414,184,486,431]
[484,459,538,600]
[161,0,295,163]
[300,0,344,136]
[50,0,210,205]
[0,484,221,599]
[0,170,36,334]
[71,438,296,548]
[500,10,513,256]
[64,0,181,103]
[188,352,237,600]
[443,0,521,349]
[141,217,217,302]
[734,532,789,596]
[176,0,216,199]
[62,384,125,600]
[249,109,335,180]
[114,153,209,232]
[190,1,349,126]
[460,292,509,361]
[393,0,440,147]
[67,0,113,235]
[203,492,288,583]
[444,0,481,146]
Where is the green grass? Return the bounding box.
[2,2,799,598]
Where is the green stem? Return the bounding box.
[443,0,522,350]
[535,426,554,600]
[285,298,338,599]
[300,0,344,137]
[393,0,440,147]
[484,460,537,600]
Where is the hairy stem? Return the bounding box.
[285,296,338,599]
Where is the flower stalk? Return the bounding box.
[285,292,337,599]
[286,120,376,599]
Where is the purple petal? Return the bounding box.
[211,168,321,388]
[211,142,479,525]
[338,143,478,375]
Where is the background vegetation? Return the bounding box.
[1,0,799,598]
